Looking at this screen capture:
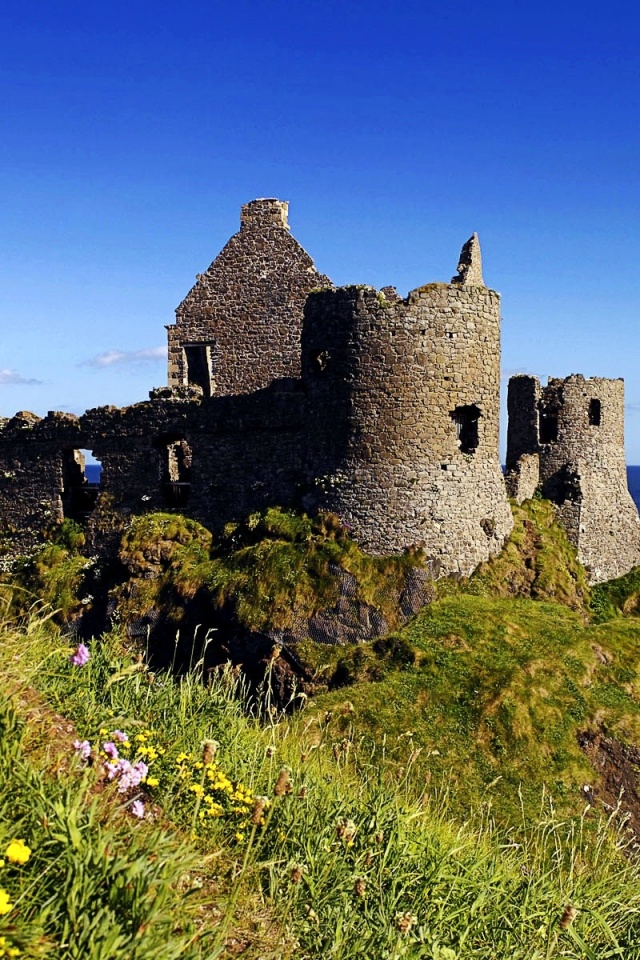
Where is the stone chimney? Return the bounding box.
[240,198,290,231]
[451,233,484,286]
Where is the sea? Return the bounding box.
[84,464,640,512]
[628,466,640,511]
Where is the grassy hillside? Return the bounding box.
[1,614,640,958]
[2,498,640,954]
[314,595,640,820]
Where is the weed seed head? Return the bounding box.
[395,911,417,934]
[202,739,218,764]
[559,905,578,930]
[336,818,357,843]
[251,796,269,824]
[274,767,292,796]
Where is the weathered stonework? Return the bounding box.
[167,198,331,396]
[1,199,638,587]
[302,278,513,575]
[506,374,640,582]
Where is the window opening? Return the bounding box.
[158,438,192,509]
[61,449,102,523]
[451,404,481,454]
[589,398,601,426]
[184,344,213,397]
[539,409,559,444]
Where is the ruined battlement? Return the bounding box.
[1,200,639,584]
[506,374,640,582]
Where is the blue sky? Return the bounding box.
[1,0,639,457]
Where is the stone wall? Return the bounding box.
[301,252,514,575]
[167,199,331,396]
[506,374,640,582]
[0,388,307,558]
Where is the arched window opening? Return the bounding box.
[61,449,102,523]
[451,404,481,454]
[158,438,192,509]
[589,398,602,426]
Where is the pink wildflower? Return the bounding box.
[102,741,120,760]
[112,730,129,743]
[130,800,145,819]
[73,739,91,760]
[134,760,148,780]
[69,643,90,667]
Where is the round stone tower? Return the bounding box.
[302,237,513,575]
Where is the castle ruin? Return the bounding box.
[0,199,638,584]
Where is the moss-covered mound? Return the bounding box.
[454,498,591,611]
[0,519,90,624]
[112,508,433,673]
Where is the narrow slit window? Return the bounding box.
[589,398,601,426]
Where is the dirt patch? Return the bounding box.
[578,727,640,843]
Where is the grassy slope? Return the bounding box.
[309,500,640,822]
[2,617,640,959]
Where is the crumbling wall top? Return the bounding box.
[240,198,290,231]
[451,233,484,286]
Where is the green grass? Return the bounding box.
[3,499,640,956]
[0,692,218,958]
[1,612,640,957]
[312,594,640,822]
[592,566,640,622]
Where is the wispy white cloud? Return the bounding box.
[83,346,167,368]
[0,368,43,385]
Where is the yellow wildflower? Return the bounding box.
[146,776,159,788]
[5,840,31,865]
[0,935,20,957]
[0,889,14,915]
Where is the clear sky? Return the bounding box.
[1,0,639,458]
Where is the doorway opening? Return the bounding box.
[61,449,102,523]
[184,344,213,397]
